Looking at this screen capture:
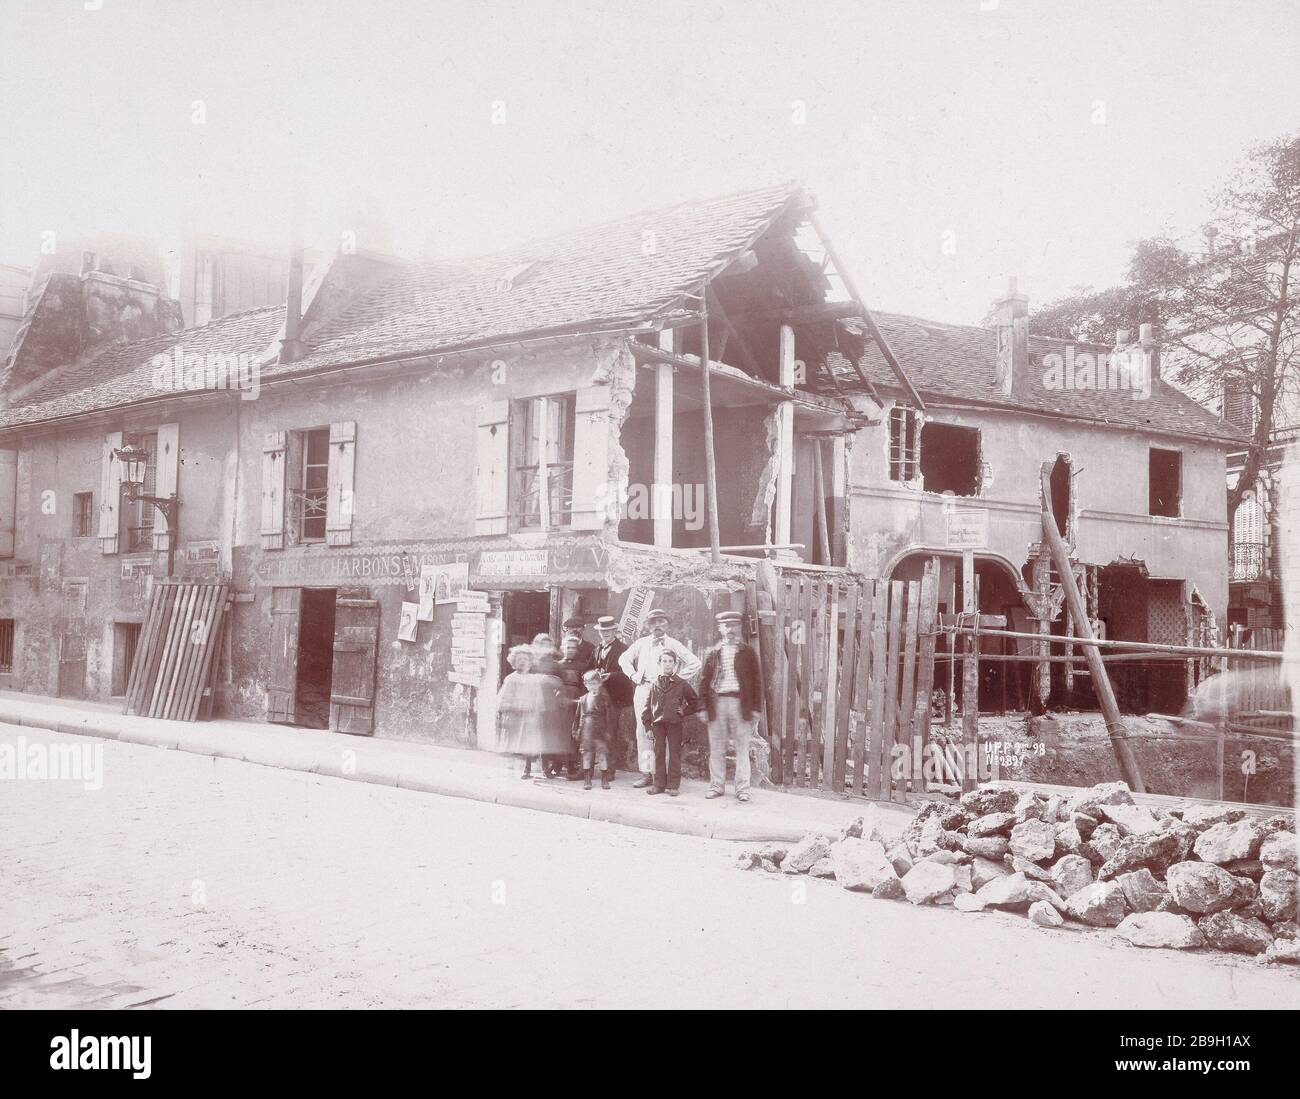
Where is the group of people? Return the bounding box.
[493,607,764,800]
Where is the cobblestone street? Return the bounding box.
[1,726,1296,1009]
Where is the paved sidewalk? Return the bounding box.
[0,689,910,843]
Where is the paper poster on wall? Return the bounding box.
[418,561,470,620]
[398,601,420,642]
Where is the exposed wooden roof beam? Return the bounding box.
[806,212,926,410]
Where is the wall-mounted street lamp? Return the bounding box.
[113,443,179,576]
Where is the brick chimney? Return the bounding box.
[993,277,1029,396]
[1138,322,1161,387]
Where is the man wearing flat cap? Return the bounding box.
[618,607,701,788]
[701,609,764,802]
[591,615,636,772]
[560,616,596,674]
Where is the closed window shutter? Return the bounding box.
[0,449,16,558]
[570,385,611,530]
[261,431,287,550]
[152,422,180,551]
[1234,494,1263,544]
[99,431,123,554]
[476,400,510,535]
[326,420,356,547]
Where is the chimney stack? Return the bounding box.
[993,277,1029,396]
[1138,322,1160,386]
[279,186,306,365]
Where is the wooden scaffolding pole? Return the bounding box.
[1040,465,1145,793]
[699,282,722,563]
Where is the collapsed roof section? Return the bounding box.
[0,182,920,432]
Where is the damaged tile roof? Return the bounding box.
[293,181,809,372]
[836,312,1246,446]
[0,304,286,429]
[0,181,808,429]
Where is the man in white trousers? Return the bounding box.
[618,607,701,788]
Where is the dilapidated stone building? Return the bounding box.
[0,182,1244,742]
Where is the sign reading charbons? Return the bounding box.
[250,541,609,587]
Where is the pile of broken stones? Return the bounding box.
[735,781,1299,966]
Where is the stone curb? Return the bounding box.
[0,702,825,843]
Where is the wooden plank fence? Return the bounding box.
[125,580,231,721]
[763,563,940,801]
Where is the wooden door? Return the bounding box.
[268,587,302,723]
[58,581,89,700]
[330,596,378,735]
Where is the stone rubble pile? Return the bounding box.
[735,782,1299,966]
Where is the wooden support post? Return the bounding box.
[1034,545,1052,705]
[811,442,830,566]
[830,435,846,566]
[821,578,839,790]
[699,286,722,563]
[961,550,978,792]
[1040,465,1145,793]
[653,330,675,549]
[774,325,795,551]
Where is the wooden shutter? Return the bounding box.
[152,422,179,552]
[99,431,123,554]
[0,448,16,558]
[326,420,356,547]
[261,430,287,550]
[330,596,379,735]
[476,400,510,535]
[570,385,611,530]
[267,586,301,723]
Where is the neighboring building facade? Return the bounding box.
[839,284,1243,713]
[0,263,32,360]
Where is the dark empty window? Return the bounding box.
[0,619,13,674]
[73,492,94,537]
[920,422,981,496]
[1149,448,1181,517]
[889,406,919,481]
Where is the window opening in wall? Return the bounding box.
[120,432,156,552]
[510,394,575,529]
[0,618,13,674]
[1222,376,1258,434]
[1149,448,1181,517]
[888,405,919,482]
[1232,492,1265,580]
[73,492,94,537]
[298,428,330,542]
[919,422,981,496]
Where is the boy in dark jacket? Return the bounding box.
[639,650,700,796]
[574,669,615,789]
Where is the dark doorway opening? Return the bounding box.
[502,590,550,677]
[111,622,142,697]
[296,588,337,729]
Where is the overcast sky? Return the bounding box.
[2,0,1298,323]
